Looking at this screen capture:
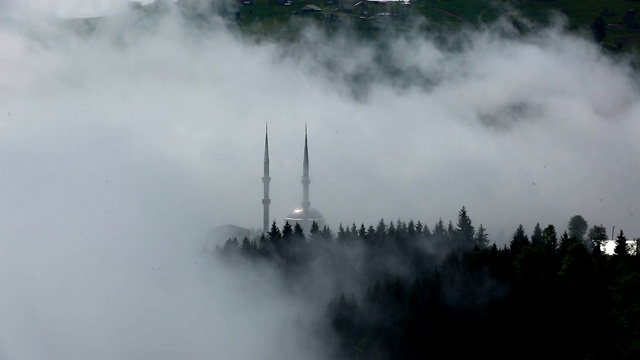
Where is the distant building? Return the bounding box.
[602,239,638,255]
[301,4,322,12]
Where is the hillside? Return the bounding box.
[226,0,640,52]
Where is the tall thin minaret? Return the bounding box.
[262,124,271,235]
[301,125,311,233]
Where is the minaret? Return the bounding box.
[262,124,271,235]
[301,125,311,233]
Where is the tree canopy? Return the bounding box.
[216,207,640,360]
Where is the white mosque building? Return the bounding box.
[208,125,325,249]
[262,125,325,235]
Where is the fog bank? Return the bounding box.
[1,1,639,358]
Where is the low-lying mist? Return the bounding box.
[1,1,639,358]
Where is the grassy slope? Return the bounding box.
[231,0,640,53]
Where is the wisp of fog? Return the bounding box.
[0,0,639,359]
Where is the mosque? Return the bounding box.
[208,126,325,248]
[262,125,325,235]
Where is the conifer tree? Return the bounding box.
[456,206,475,248]
[282,221,293,242]
[510,224,529,254]
[408,220,416,238]
[542,224,558,253]
[559,241,594,297]
[222,237,240,255]
[415,221,423,237]
[422,224,432,238]
[397,220,407,236]
[309,221,320,240]
[259,233,269,254]
[433,218,445,236]
[337,223,349,244]
[293,222,305,241]
[358,224,367,239]
[376,219,387,238]
[475,224,489,248]
[615,229,629,257]
[367,225,376,239]
[351,223,358,238]
[240,236,255,257]
[558,231,574,257]
[388,221,396,238]
[268,220,282,244]
[321,225,334,243]
[531,223,543,246]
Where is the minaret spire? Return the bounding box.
[301,124,311,233]
[262,123,271,235]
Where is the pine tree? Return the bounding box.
[408,220,416,238]
[475,224,489,248]
[240,236,255,257]
[259,233,269,254]
[282,221,293,242]
[447,221,455,235]
[558,231,586,272]
[542,224,558,254]
[268,220,282,244]
[338,223,347,243]
[531,223,543,246]
[456,206,475,248]
[358,223,367,239]
[367,225,376,239]
[433,218,445,236]
[510,224,529,254]
[559,241,594,298]
[615,229,629,257]
[396,219,407,234]
[293,222,305,241]
[376,219,387,238]
[321,225,334,243]
[309,221,320,244]
[388,221,396,238]
[422,224,432,238]
[415,221,423,237]
[222,237,240,255]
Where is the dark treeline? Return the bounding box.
[216,208,640,360]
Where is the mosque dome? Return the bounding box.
[283,207,326,233]
[284,207,324,222]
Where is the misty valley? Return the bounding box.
[2,1,640,359]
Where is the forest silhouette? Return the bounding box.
[217,208,640,360]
